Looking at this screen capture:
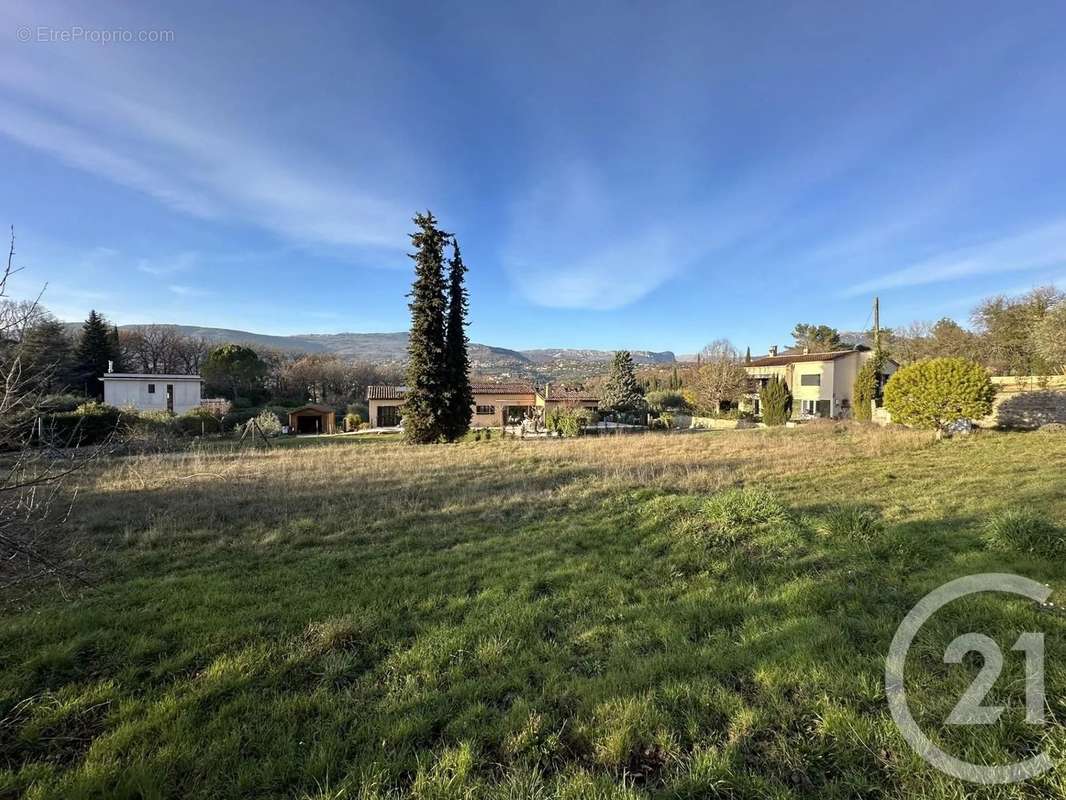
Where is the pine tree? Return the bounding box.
[442,236,474,441]
[745,346,751,364]
[599,350,646,416]
[402,212,450,444]
[76,310,117,398]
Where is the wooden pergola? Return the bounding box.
[287,404,336,435]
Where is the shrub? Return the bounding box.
[344,411,362,432]
[645,390,690,413]
[243,409,283,438]
[38,394,85,413]
[177,406,224,436]
[759,376,790,426]
[704,488,787,528]
[45,403,124,446]
[126,411,181,452]
[544,407,561,434]
[852,361,877,422]
[556,407,594,437]
[544,406,592,437]
[883,357,994,430]
[816,506,883,541]
[983,509,1065,558]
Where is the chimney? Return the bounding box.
[802,346,810,355]
[768,345,778,357]
[544,381,551,401]
[107,360,114,374]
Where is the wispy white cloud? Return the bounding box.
[841,219,1066,297]
[167,284,211,297]
[137,252,200,276]
[0,34,417,258]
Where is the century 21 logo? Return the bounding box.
[886,574,1054,784]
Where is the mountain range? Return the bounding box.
[108,324,678,381]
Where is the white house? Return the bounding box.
[102,373,204,414]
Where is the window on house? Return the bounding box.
[475,405,495,415]
[800,374,821,386]
[147,384,156,394]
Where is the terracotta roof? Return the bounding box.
[746,350,859,368]
[367,385,406,400]
[470,382,536,396]
[367,383,535,400]
[541,385,600,402]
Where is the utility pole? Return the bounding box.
[873,296,881,352]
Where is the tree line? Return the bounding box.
[3,307,403,415]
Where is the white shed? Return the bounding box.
[102,373,203,414]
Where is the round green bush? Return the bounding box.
[883,357,994,430]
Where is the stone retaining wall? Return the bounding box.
[977,376,1066,429]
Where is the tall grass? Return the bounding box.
[1,425,1064,799]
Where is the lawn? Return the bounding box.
[1,426,1065,799]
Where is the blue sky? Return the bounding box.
[3,1,1066,354]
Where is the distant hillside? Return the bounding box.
[521,349,675,365]
[92,324,677,381]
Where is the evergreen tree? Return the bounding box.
[745,346,752,364]
[21,318,78,393]
[791,323,845,352]
[852,361,877,421]
[402,212,450,444]
[759,375,791,425]
[76,309,117,398]
[202,344,268,402]
[599,350,646,416]
[442,236,474,441]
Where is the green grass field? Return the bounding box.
[1,426,1065,799]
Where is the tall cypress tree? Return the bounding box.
[443,236,473,441]
[402,212,450,444]
[76,310,116,398]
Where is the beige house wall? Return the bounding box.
[534,395,599,414]
[369,393,537,428]
[471,392,537,427]
[745,351,896,419]
[368,398,403,427]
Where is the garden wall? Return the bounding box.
[977,376,1066,429]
